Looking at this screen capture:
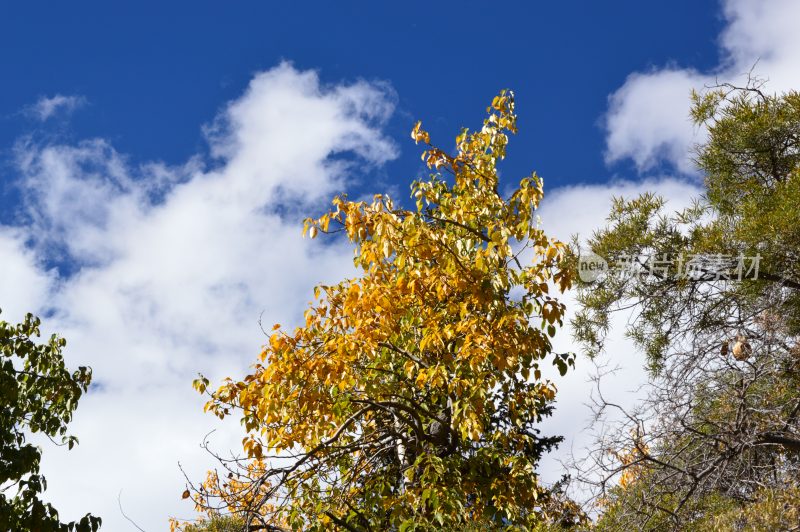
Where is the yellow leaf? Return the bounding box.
[196,89,574,525]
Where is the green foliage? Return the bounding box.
[0,311,100,531]
[578,85,800,528]
[694,482,800,531]
[692,87,800,216]
[596,480,800,531]
[575,85,800,366]
[179,515,245,532]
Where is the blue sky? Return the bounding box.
[2,0,799,529]
[2,0,722,210]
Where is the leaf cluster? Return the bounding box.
[189,92,582,530]
[0,311,100,531]
[575,85,800,528]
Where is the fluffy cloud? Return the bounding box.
[4,61,700,525]
[3,63,396,530]
[535,178,702,487]
[0,228,54,320]
[26,94,87,121]
[605,69,706,174]
[604,0,800,174]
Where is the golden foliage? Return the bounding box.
[189,90,576,530]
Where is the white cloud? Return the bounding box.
[535,178,702,489]
[2,63,397,530]
[537,177,702,244]
[604,0,800,174]
[5,61,702,523]
[27,94,87,121]
[605,69,706,175]
[0,228,54,323]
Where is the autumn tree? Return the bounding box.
[0,311,100,532]
[181,92,583,530]
[574,82,800,529]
